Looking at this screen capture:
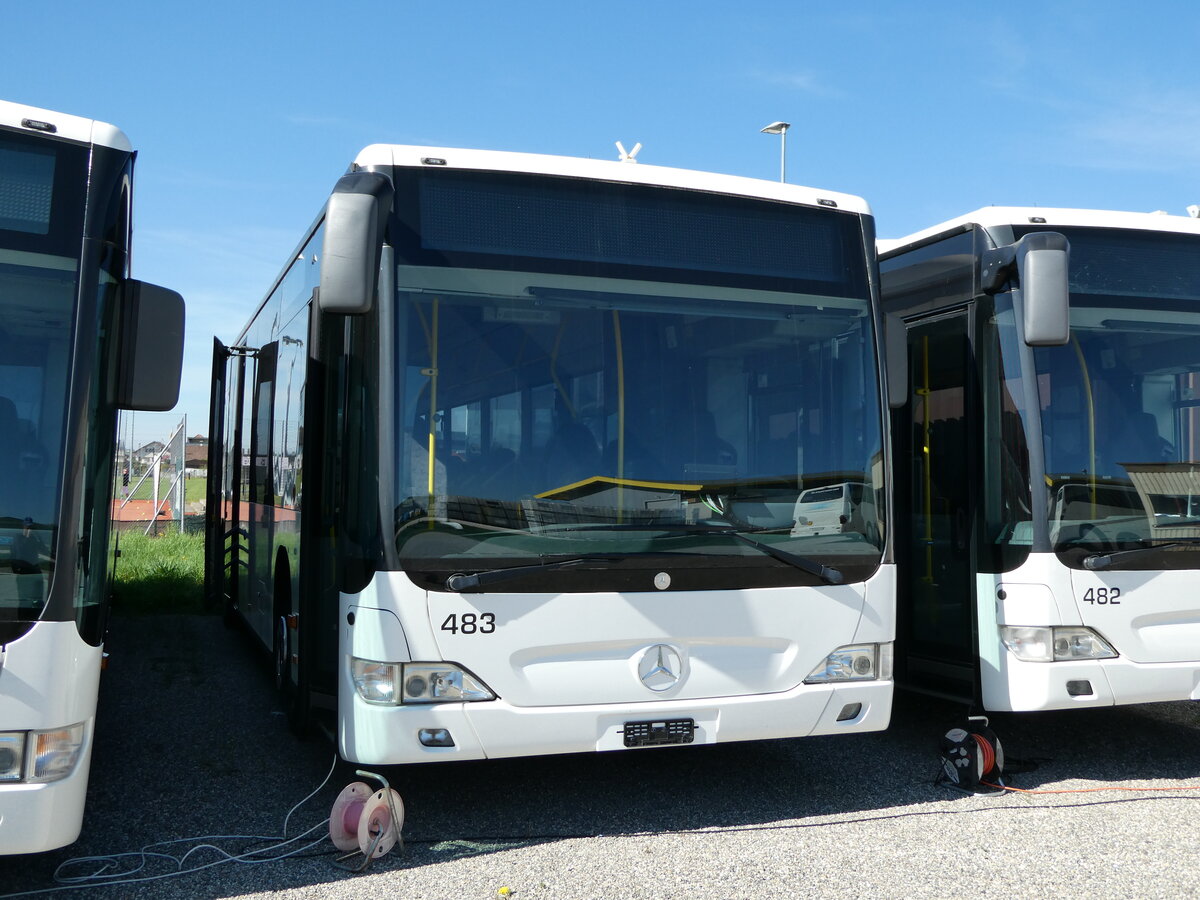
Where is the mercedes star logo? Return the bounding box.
[638,644,683,692]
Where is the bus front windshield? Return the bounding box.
[1019,227,1200,569]
[390,171,884,593]
[0,132,85,623]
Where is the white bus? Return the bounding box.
[207,145,894,767]
[881,206,1200,712]
[0,100,184,854]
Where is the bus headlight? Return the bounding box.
[1000,626,1118,662]
[350,658,497,705]
[1051,627,1117,661]
[401,663,496,703]
[30,724,85,783]
[0,725,85,784]
[0,732,24,782]
[351,658,401,704]
[804,643,892,684]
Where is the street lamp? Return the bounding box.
[760,121,790,183]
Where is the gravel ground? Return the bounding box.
[2,614,1198,899]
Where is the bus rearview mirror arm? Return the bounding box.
[318,171,393,315]
[981,231,1070,347]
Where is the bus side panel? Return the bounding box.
[268,326,307,698]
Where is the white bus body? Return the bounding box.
[882,206,1200,711]
[209,146,894,766]
[0,100,183,854]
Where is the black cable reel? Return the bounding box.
[938,716,1005,793]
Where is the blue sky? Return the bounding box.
[5,1,1200,445]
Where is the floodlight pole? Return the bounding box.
[760,121,791,183]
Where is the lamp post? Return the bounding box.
[760,121,790,183]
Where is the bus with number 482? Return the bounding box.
[881,206,1200,713]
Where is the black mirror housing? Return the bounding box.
[318,171,393,315]
[885,313,907,408]
[1016,231,1070,346]
[115,280,185,411]
[980,231,1070,347]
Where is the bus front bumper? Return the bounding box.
[339,679,892,765]
[985,655,1200,711]
[0,758,91,855]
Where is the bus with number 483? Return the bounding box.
[207,145,895,767]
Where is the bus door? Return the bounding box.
[245,341,278,638]
[898,310,979,701]
[206,339,252,621]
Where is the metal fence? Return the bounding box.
[113,417,200,535]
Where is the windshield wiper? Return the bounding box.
[547,522,846,585]
[713,529,844,585]
[442,527,844,590]
[1081,539,1200,570]
[445,556,618,592]
[633,524,844,584]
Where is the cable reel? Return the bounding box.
[329,769,405,870]
[938,716,1005,793]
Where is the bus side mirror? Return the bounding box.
[885,313,907,408]
[318,171,393,315]
[1016,231,1070,346]
[115,280,185,411]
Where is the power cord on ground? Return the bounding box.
[0,754,341,898]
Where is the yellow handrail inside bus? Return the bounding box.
[535,475,704,500]
[427,298,440,499]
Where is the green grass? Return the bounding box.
[111,530,206,614]
[186,476,207,503]
[115,474,207,504]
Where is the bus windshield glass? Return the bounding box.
[1014,226,1200,568]
[0,132,86,623]
[391,170,884,592]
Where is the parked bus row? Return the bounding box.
[4,97,1200,855]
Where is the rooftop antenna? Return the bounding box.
[615,141,642,163]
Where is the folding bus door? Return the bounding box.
[244,341,278,642]
[898,310,979,702]
[205,337,250,623]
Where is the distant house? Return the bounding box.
[186,434,208,473]
[134,441,167,467]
